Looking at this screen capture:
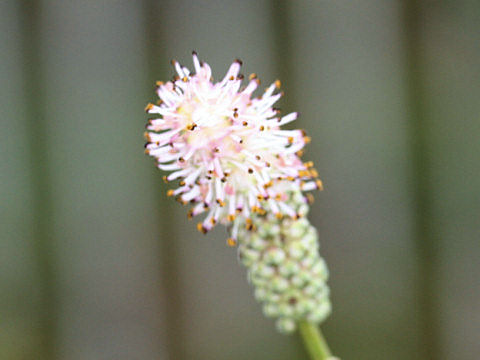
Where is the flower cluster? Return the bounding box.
[144,53,322,244]
[237,191,331,333]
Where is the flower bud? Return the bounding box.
[276,318,296,333]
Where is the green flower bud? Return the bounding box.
[270,276,290,292]
[276,318,296,334]
[263,302,280,318]
[249,234,268,251]
[239,247,260,267]
[287,242,306,260]
[263,247,286,265]
[254,288,268,302]
[306,302,331,323]
[278,259,301,277]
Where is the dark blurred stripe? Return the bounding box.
[143,1,185,359]
[270,0,297,117]
[402,1,440,359]
[19,1,58,359]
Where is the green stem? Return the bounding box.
[298,321,333,360]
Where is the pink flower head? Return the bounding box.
[145,52,322,245]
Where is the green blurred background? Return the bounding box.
[1,1,479,359]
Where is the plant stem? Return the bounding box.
[298,321,333,360]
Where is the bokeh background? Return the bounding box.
[1,1,479,359]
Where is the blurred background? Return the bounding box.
[1,1,479,359]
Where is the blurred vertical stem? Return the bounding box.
[298,322,333,360]
[402,1,440,359]
[143,1,185,359]
[20,1,58,359]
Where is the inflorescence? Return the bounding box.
[144,52,322,245]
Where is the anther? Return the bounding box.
[227,238,237,247]
[197,222,208,234]
[176,197,187,205]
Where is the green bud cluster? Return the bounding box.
[237,192,331,334]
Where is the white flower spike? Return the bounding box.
[144,53,322,244]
